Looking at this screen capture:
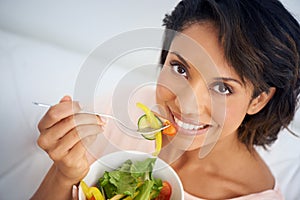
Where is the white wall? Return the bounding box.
[0,0,179,54]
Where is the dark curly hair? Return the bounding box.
[160,0,300,149]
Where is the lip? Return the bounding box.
[166,107,212,136]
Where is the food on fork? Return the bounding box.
[136,102,176,156]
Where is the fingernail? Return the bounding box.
[72,185,78,199]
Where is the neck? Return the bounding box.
[176,132,252,168]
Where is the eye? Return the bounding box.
[170,61,188,77]
[211,82,233,95]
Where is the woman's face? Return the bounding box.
[156,23,254,151]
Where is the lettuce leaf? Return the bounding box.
[134,180,154,200]
[98,158,162,199]
[130,158,156,180]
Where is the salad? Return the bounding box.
[81,102,176,200]
[81,157,172,200]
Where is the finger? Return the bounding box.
[81,134,98,147]
[75,124,104,143]
[72,185,78,200]
[67,141,87,163]
[56,142,90,181]
[38,101,81,131]
[60,95,72,103]
[61,141,90,177]
[38,113,104,155]
[48,124,103,160]
[43,113,105,142]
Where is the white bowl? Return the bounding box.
[79,151,184,200]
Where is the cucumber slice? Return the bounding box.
[137,114,162,140]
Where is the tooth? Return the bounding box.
[182,123,189,129]
[189,124,195,130]
[174,116,207,130]
[177,120,183,127]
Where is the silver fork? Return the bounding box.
[32,102,169,135]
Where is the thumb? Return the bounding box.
[59,95,72,103]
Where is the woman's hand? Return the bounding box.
[31,96,104,200]
[38,95,104,182]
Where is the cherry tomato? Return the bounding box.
[155,181,172,200]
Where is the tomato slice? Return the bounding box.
[155,181,172,200]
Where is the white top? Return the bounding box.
[184,181,284,200]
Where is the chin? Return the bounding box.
[165,126,222,153]
[164,132,206,151]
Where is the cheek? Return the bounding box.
[221,104,248,135]
[156,84,175,97]
[156,69,176,103]
[156,82,176,103]
[156,66,191,104]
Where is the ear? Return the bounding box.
[247,87,276,115]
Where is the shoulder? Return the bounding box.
[232,150,275,195]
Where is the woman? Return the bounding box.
[31,0,300,199]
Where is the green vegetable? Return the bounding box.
[135,180,154,200]
[138,114,163,140]
[130,157,156,180]
[98,158,163,200]
[136,102,161,130]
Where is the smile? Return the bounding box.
[173,116,210,131]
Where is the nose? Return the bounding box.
[174,78,211,116]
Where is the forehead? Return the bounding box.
[168,23,241,82]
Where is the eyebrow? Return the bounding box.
[213,77,243,86]
[170,51,191,69]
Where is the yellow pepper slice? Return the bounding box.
[80,181,91,199]
[153,132,162,156]
[80,181,104,200]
